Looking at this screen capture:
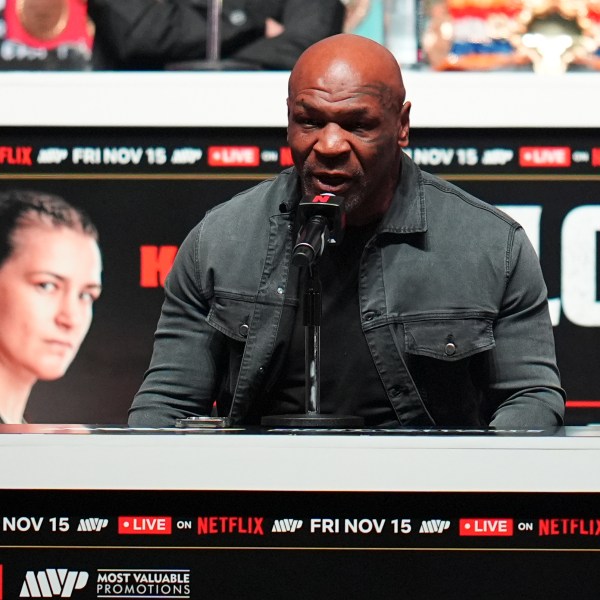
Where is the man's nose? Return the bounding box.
[314,123,350,156]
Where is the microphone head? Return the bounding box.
[297,194,346,245]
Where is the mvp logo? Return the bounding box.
[20,570,88,598]
[419,520,451,534]
[77,518,108,532]
[272,519,303,533]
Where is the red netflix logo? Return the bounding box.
[592,148,600,167]
[459,518,513,536]
[140,245,178,288]
[118,516,172,535]
[0,146,33,165]
[519,146,571,167]
[539,518,600,536]
[208,146,259,167]
[198,516,264,535]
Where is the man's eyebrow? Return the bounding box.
[293,99,374,114]
[292,97,318,109]
[292,83,395,105]
[356,83,401,108]
[343,107,372,117]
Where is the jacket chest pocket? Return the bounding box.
[403,317,495,361]
[207,295,254,342]
[402,317,495,426]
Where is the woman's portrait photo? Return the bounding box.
[0,189,102,424]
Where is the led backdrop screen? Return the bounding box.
[0,125,598,424]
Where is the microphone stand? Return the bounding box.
[304,264,322,416]
[262,258,365,429]
[165,0,259,71]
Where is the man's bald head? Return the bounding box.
[286,34,411,225]
[289,34,406,112]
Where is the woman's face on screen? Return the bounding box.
[0,223,102,383]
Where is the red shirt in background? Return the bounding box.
[1,0,92,69]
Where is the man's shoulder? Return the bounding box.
[205,168,296,221]
[420,169,518,229]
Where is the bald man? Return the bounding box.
[130,34,565,429]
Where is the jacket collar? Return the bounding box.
[277,168,302,214]
[379,153,428,235]
[277,155,428,235]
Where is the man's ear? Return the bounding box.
[286,97,292,143]
[398,101,411,148]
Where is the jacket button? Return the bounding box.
[444,342,456,356]
[229,10,247,26]
[364,311,376,322]
[239,323,249,338]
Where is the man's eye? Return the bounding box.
[298,117,320,127]
[350,121,372,132]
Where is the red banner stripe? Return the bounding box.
[566,400,600,408]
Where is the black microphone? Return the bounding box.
[292,194,346,268]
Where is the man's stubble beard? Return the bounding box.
[300,163,367,217]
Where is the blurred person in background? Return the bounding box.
[342,0,371,32]
[0,190,102,424]
[0,0,93,69]
[87,0,345,70]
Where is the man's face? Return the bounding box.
[22,0,65,25]
[0,224,102,384]
[287,61,410,225]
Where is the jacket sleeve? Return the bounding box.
[230,0,346,69]
[128,222,226,427]
[484,226,566,428]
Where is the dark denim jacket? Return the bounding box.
[130,155,565,428]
